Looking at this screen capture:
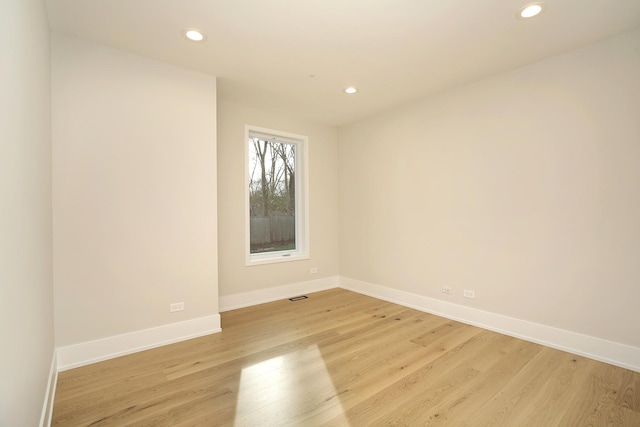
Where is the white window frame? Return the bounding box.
[245,125,309,266]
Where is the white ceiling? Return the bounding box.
[46,0,640,126]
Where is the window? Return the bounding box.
[245,125,309,265]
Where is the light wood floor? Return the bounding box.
[52,288,640,426]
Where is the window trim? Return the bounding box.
[244,125,310,266]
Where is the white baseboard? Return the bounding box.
[39,350,58,427]
[219,276,339,312]
[57,314,221,371]
[340,276,640,373]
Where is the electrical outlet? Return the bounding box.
[442,287,452,294]
[463,290,475,299]
[169,302,185,312]
[310,267,318,274]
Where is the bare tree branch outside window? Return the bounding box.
[248,137,296,253]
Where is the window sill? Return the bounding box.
[246,252,309,266]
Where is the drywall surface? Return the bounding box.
[52,34,218,346]
[0,0,54,425]
[338,29,640,347]
[217,100,339,296]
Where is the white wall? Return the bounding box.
[0,0,54,425]
[217,100,339,298]
[339,28,640,348]
[52,34,219,348]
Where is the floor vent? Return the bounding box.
[289,295,308,301]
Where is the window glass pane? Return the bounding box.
[248,136,297,254]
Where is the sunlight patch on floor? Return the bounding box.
[234,344,348,426]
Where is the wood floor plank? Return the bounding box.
[373,335,542,426]
[559,362,640,427]
[615,368,640,413]
[52,288,640,426]
[461,346,580,426]
[505,351,595,427]
[331,329,513,425]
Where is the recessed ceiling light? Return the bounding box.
[344,87,358,94]
[519,3,545,19]
[182,28,206,42]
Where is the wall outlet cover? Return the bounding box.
[169,302,185,312]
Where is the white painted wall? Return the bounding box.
[338,28,640,348]
[0,0,54,425]
[217,100,339,296]
[52,34,219,347]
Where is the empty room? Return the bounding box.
[2,0,640,426]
